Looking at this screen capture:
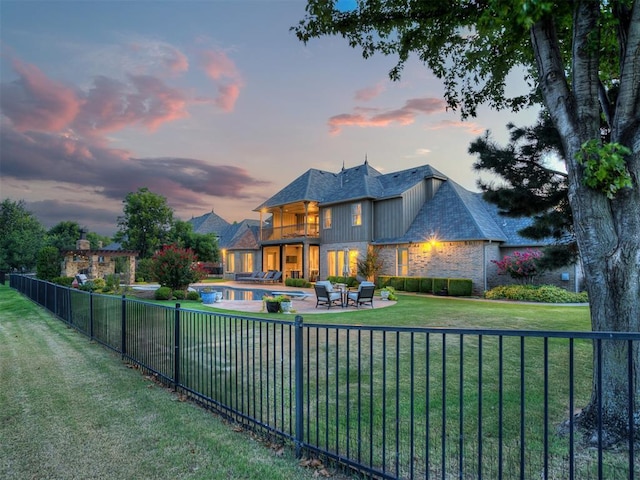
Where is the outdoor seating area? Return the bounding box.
[313,280,376,309]
[236,270,282,284]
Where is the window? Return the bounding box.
[327,250,345,277]
[351,203,362,226]
[323,208,332,229]
[397,248,408,276]
[226,252,235,273]
[240,252,253,272]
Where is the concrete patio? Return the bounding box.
[191,281,397,315]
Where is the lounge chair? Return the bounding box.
[314,284,343,309]
[346,284,375,308]
[262,271,282,283]
[237,271,263,282]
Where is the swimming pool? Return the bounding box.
[200,286,307,301]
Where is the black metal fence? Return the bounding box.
[9,275,639,479]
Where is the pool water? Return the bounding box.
[202,286,307,301]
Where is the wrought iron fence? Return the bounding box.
[9,275,639,479]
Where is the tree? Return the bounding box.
[150,244,207,291]
[115,188,174,259]
[46,221,82,252]
[36,246,62,281]
[0,199,46,272]
[167,220,220,263]
[295,0,640,443]
[470,111,577,269]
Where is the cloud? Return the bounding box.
[0,58,81,132]
[328,97,446,134]
[354,83,384,102]
[427,119,485,135]
[199,48,244,112]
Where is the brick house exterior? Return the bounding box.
[62,237,137,284]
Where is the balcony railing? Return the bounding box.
[261,223,319,241]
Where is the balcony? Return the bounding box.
[261,223,319,241]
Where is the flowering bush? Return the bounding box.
[150,244,207,291]
[492,250,543,284]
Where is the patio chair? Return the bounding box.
[346,285,375,308]
[258,271,282,284]
[314,284,343,309]
[237,271,263,282]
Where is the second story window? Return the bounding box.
[323,208,332,229]
[351,203,362,226]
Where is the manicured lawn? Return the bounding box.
[0,286,337,480]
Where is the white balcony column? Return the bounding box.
[304,201,309,236]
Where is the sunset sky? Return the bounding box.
[1,1,539,236]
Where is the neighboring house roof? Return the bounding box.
[190,210,231,235]
[187,213,260,251]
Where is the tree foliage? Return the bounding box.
[0,199,46,272]
[168,220,220,263]
[150,244,207,291]
[36,246,62,281]
[115,188,174,259]
[470,111,577,269]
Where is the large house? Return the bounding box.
[249,160,582,295]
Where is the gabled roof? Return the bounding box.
[374,180,545,246]
[218,219,260,250]
[254,161,449,210]
[190,210,230,235]
[186,213,260,251]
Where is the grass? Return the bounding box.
[0,285,339,480]
[7,282,634,478]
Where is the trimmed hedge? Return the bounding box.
[285,278,312,288]
[377,275,473,297]
[485,284,588,303]
[327,276,358,287]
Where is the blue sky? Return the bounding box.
[1,1,538,236]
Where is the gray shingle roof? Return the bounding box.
[254,162,449,209]
[374,180,543,246]
[190,210,231,235]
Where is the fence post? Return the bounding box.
[89,291,94,340]
[294,314,304,458]
[174,303,181,391]
[121,295,127,358]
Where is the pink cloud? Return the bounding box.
[428,120,484,135]
[74,74,189,134]
[200,49,239,80]
[354,83,384,102]
[0,58,81,132]
[199,48,244,112]
[328,97,446,134]
[215,83,241,112]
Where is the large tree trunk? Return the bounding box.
[531,2,640,443]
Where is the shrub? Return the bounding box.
[390,277,405,290]
[485,284,589,303]
[154,286,172,300]
[432,278,448,294]
[52,276,74,287]
[419,278,433,293]
[405,277,420,292]
[79,281,96,292]
[187,290,200,301]
[448,279,473,296]
[173,289,186,300]
[285,278,312,288]
[150,244,207,291]
[136,258,153,283]
[492,249,543,284]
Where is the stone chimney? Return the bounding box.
[76,228,90,250]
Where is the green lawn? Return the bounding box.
[0,285,337,480]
